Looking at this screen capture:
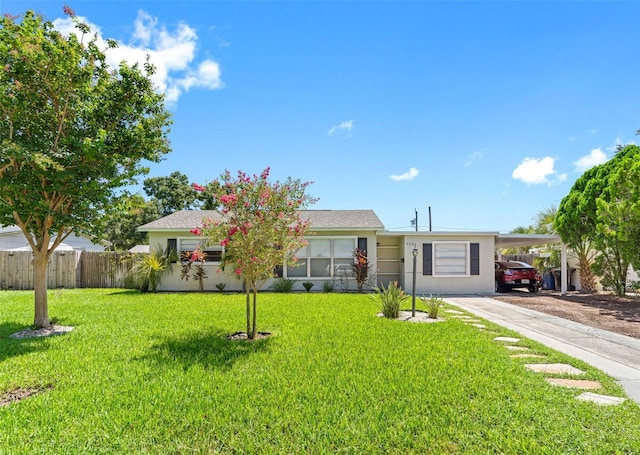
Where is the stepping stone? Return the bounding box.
[494,337,522,343]
[546,378,602,390]
[505,346,530,351]
[451,315,474,320]
[511,354,546,359]
[576,392,625,406]
[525,363,585,375]
[470,323,486,329]
[445,310,464,314]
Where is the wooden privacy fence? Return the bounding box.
[0,251,138,290]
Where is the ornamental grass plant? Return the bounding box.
[1,289,639,454]
[421,294,445,319]
[370,281,410,319]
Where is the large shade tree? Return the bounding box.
[143,171,200,217]
[105,171,200,250]
[194,168,316,339]
[593,145,640,294]
[555,144,640,295]
[0,9,172,327]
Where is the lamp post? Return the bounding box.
[412,247,418,317]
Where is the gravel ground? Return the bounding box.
[492,290,640,339]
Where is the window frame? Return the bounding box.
[422,240,480,278]
[431,241,470,277]
[176,237,223,263]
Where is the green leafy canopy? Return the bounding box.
[0,9,172,326]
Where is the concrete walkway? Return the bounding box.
[445,296,640,404]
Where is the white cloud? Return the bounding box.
[52,10,222,105]
[390,167,419,181]
[574,148,608,172]
[512,157,566,185]
[328,120,354,135]
[464,150,484,167]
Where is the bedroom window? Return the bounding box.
[423,242,480,277]
[176,238,223,262]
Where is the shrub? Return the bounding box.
[180,248,208,292]
[129,246,173,293]
[421,294,444,319]
[323,280,335,293]
[271,278,295,293]
[215,282,226,292]
[370,281,409,319]
[353,248,372,292]
[302,281,314,293]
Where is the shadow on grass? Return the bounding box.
[107,289,143,296]
[142,328,271,372]
[0,322,50,363]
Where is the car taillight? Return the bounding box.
[504,270,514,276]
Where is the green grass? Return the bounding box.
[1,289,639,454]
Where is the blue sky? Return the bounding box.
[3,1,639,232]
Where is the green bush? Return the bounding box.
[370,281,409,319]
[323,280,335,293]
[271,278,295,293]
[129,246,173,293]
[302,281,314,292]
[421,294,444,319]
[215,282,226,292]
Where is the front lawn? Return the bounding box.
[1,289,639,453]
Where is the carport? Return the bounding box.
[495,234,570,295]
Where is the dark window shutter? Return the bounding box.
[470,242,480,275]
[167,238,177,262]
[422,243,432,276]
[357,237,367,254]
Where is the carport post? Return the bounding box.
[561,244,568,295]
[412,248,418,317]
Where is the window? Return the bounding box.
[286,237,357,278]
[423,242,480,277]
[177,238,222,262]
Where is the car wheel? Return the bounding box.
[495,280,503,293]
[528,285,538,293]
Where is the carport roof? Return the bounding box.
[495,234,561,248]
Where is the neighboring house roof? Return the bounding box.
[129,244,150,253]
[0,225,109,252]
[138,210,385,232]
[0,225,22,235]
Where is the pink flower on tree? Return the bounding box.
[220,194,238,205]
[192,183,205,192]
[190,228,201,235]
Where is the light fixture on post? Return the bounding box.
[412,247,418,317]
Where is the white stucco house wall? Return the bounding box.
[138,209,562,295]
[0,225,107,252]
[138,210,383,292]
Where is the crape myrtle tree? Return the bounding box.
[0,9,172,327]
[194,168,316,339]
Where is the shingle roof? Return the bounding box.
[138,210,384,231]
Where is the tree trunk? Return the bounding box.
[576,246,597,293]
[33,250,51,329]
[578,258,597,293]
[251,286,257,339]
[245,281,251,338]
